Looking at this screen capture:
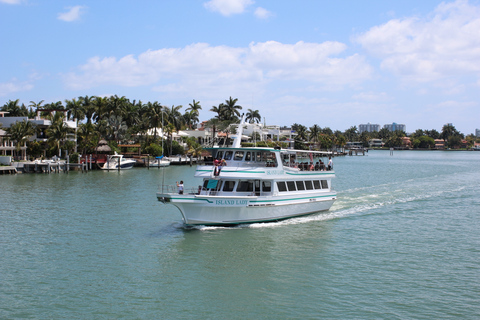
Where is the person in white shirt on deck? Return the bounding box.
[176,181,184,194]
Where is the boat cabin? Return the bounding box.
[210,148,278,167]
[208,147,331,172]
[199,177,331,197]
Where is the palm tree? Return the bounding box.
[105,95,129,119]
[183,110,200,129]
[292,123,308,146]
[1,99,28,116]
[5,119,36,160]
[441,124,459,141]
[77,122,97,155]
[93,96,109,123]
[79,95,97,124]
[245,109,261,123]
[344,126,359,142]
[210,104,224,120]
[186,99,202,127]
[309,124,321,145]
[105,115,128,143]
[43,101,64,110]
[165,105,184,133]
[125,99,143,130]
[164,123,176,155]
[377,127,390,140]
[47,112,70,157]
[205,118,222,147]
[220,96,242,121]
[29,100,44,118]
[146,101,165,140]
[65,98,85,153]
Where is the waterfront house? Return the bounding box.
[0,109,77,160]
[0,113,29,159]
[401,137,412,149]
[1,127,25,158]
[369,139,384,148]
[434,139,445,149]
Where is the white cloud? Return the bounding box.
[0,0,22,4]
[204,0,254,16]
[354,0,480,83]
[254,7,273,19]
[352,91,390,102]
[0,78,34,97]
[63,41,373,93]
[58,5,85,22]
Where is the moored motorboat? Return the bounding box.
[149,156,171,167]
[156,117,336,226]
[100,152,136,170]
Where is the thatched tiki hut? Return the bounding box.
[94,139,112,165]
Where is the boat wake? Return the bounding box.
[188,172,468,231]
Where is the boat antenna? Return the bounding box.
[232,113,245,148]
[161,109,165,193]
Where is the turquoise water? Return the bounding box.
[1,150,479,319]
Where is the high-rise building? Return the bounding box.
[359,123,380,133]
[384,122,406,132]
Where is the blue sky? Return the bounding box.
[1,0,479,134]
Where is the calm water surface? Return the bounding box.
[1,150,479,319]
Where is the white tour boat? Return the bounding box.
[100,152,136,170]
[156,117,336,226]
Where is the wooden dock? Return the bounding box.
[0,166,17,174]
[18,162,88,173]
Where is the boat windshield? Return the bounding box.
[281,151,330,171]
[210,149,278,168]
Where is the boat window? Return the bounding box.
[262,181,272,192]
[216,151,224,160]
[313,180,321,189]
[234,151,244,161]
[305,180,314,190]
[237,180,253,192]
[287,181,296,191]
[223,180,236,192]
[321,180,328,189]
[256,152,262,162]
[203,179,219,190]
[266,152,277,167]
[277,181,287,192]
[224,151,233,160]
[245,152,251,161]
[296,181,305,191]
[207,179,219,189]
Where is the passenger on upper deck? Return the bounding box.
[327,157,333,171]
[213,158,220,176]
[215,159,226,175]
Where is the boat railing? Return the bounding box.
[203,161,277,168]
[158,184,199,195]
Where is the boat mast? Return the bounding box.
[232,114,246,148]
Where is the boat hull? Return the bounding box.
[149,160,171,167]
[157,193,336,225]
[100,161,135,170]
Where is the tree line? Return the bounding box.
[0,96,262,159]
[1,96,477,160]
